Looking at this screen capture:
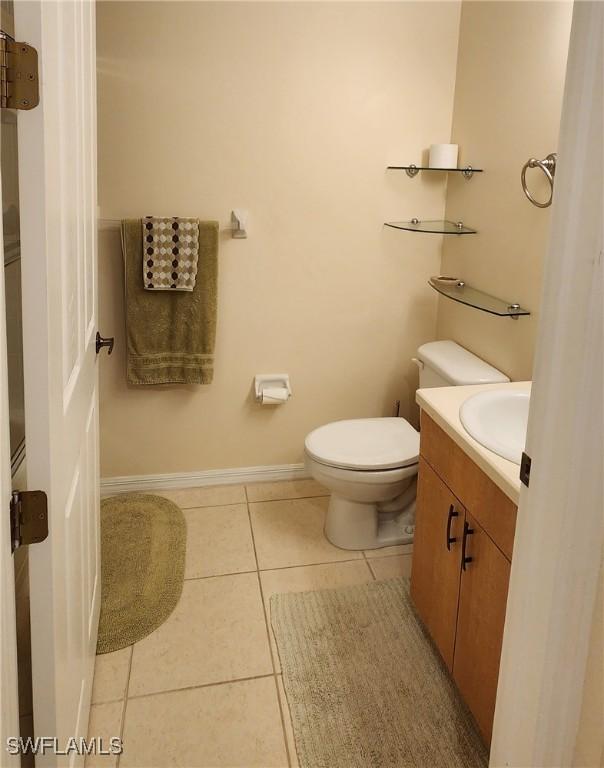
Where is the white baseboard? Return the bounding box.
[100,462,308,497]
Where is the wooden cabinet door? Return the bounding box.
[410,457,464,671]
[453,512,511,744]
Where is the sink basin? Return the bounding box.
[459,386,530,465]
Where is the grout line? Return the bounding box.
[181,557,410,583]
[262,586,293,768]
[246,502,260,573]
[244,502,268,672]
[126,673,277,702]
[180,555,410,585]
[246,493,329,506]
[183,569,258,582]
[273,674,293,768]
[164,498,249,511]
[360,548,377,580]
[90,695,126,706]
[115,644,134,768]
[257,557,365,573]
[246,499,292,767]
[366,558,377,580]
[364,551,414,561]
[161,491,329,512]
[252,568,277,677]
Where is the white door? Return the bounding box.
[15,0,100,760]
[491,2,603,765]
[0,126,20,761]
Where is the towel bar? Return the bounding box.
[98,217,239,236]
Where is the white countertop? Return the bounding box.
[416,382,531,505]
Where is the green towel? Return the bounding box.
[121,219,218,385]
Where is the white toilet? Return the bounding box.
[305,340,509,550]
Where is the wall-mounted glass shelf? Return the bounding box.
[388,164,483,179]
[385,219,477,235]
[428,278,530,319]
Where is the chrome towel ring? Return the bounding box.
[521,153,557,208]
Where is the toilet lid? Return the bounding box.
[305,418,420,471]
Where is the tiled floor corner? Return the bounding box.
[128,573,272,696]
[276,675,298,768]
[249,497,363,570]
[183,503,255,578]
[92,647,132,705]
[157,483,247,510]
[120,678,287,768]
[246,478,326,503]
[89,479,413,767]
[368,553,413,580]
[86,701,124,768]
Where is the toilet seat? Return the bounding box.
[305,418,419,471]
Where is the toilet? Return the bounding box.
[305,340,509,550]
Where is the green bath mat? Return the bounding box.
[97,493,186,654]
[271,578,488,768]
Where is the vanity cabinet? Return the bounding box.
[453,512,511,742]
[410,458,464,670]
[410,413,517,745]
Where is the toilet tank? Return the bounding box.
[415,340,510,388]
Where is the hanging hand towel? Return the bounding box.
[143,216,199,291]
[121,219,219,385]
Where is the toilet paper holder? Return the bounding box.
[254,374,292,404]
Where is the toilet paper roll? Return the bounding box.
[260,387,289,404]
[429,143,459,169]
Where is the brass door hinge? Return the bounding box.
[10,490,48,553]
[0,33,39,110]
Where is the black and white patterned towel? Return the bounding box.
[142,216,199,291]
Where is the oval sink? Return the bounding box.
[459,386,530,465]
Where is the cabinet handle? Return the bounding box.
[446,504,459,551]
[461,520,474,570]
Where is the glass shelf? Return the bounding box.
[385,219,477,235]
[388,165,483,179]
[428,278,530,318]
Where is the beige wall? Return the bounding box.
[437,1,573,381]
[97,1,461,477]
[97,1,574,478]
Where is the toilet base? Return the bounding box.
[324,494,416,551]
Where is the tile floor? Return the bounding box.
[88,479,413,768]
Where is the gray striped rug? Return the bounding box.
[271,578,488,768]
